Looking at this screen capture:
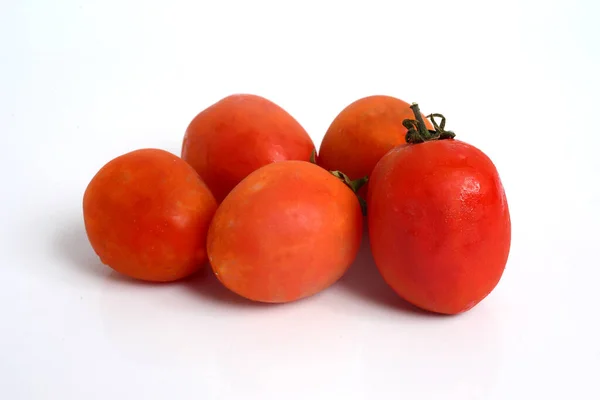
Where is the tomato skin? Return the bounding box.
[181,94,316,203]
[83,148,217,282]
[317,95,433,195]
[367,139,511,315]
[207,161,363,303]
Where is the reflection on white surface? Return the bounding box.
[93,230,502,399]
[99,270,362,396]
[6,194,595,399]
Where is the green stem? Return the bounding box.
[411,103,432,140]
[331,171,369,216]
[426,113,456,140]
[308,149,368,215]
[403,103,456,144]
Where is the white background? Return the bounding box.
[1,0,598,399]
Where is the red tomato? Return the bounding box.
[83,148,217,282]
[207,160,363,303]
[181,94,316,203]
[318,95,433,196]
[367,105,511,314]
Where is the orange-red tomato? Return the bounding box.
[367,106,511,314]
[83,148,217,282]
[181,93,316,203]
[318,95,433,195]
[207,160,363,303]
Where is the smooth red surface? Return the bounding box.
[83,148,218,282]
[207,161,363,303]
[318,95,433,196]
[181,94,316,203]
[367,139,511,315]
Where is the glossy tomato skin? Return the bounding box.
[181,94,316,203]
[317,95,433,195]
[368,139,511,315]
[83,148,218,282]
[207,161,363,303]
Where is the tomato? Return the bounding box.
[367,104,511,315]
[207,160,363,303]
[83,148,217,282]
[317,95,433,196]
[181,93,316,203]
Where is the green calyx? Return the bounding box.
[309,149,369,216]
[403,103,456,144]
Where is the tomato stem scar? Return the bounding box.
[309,149,317,164]
[403,103,456,144]
[309,149,368,215]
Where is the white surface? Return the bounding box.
[1,0,599,399]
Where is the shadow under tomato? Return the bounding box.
[100,262,274,311]
[53,214,108,280]
[181,265,280,309]
[54,213,277,309]
[336,227,446,318]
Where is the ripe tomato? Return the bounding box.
[83,148,217,282]
[181,93,316,203]
[367,105,511,314]
[317,95,433,195]
[207,160,363,303]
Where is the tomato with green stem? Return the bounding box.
[367,104,511,315]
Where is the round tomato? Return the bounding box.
[83,148,217,282]
[181,93,316,203]
[207,160,363,303]
[318,95,433,196]
[367,104,511,315]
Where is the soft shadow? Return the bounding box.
[99,256,265,309]
[53,214,108,279]
[337,227,444,317]
[103,268,173,287]
[180,265,279,309]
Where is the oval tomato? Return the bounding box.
[367,105,511,314]
[317,95,433,195]
[207,160,363,303]
[181,93,316,203]
[83,148,217,282]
